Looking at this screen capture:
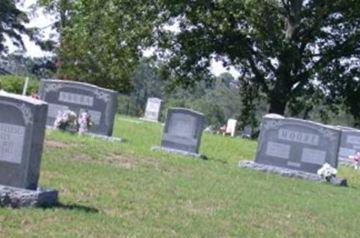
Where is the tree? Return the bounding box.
[118,59,165,116]
[0,0,29,54]
[38,0,73,29]
[40,0,161,93]
[154,0,360,115]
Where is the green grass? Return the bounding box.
[1,115,360,237]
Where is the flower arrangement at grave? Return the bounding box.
[348,152,360,170]
[53,110,78,131]
[317,163,337,182]
[77,111,93,134]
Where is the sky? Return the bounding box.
[5,0,57,57]
[6,0,240,78]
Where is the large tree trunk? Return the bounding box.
[267,75,292,115]
[269,97,287,115]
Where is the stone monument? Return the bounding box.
[225,119,237,137]
[39,79,118,136]
[142,97,162,122]
[153,108,205,157]
[239,114,346,186]
[0,91,58,207]
[241,125,253,138]
[337,126,360,166]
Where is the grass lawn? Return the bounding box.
[1,115,360,237]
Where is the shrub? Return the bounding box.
[0,75,39,95]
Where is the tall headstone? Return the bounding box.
[143,98,162,122]
[225,119,237,137]
[338,126,360,163]
[0,91,47,189]
[254,114,341,174]
[156,108,205,156]
[39,79,118,136]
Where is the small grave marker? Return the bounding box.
[153,108,205,157]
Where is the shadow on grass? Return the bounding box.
[51,202,99,213]
[205,156,228,164]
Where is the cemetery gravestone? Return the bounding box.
[154,108,205,157]
[241,125,253,138]
[0,91,58,207]
[254,114,341,174]
[39,79,118,136]
[143,98,162,122]
[338,127,360,164]
[226,119,237,137]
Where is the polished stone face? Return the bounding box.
[161,108,205,154]
[144,98,162,122]
[39,79,118,136]
[255,114,341,174]
[338,127,360,161]
[0,92,48,189]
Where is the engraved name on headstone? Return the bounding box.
[0,91,48,189]
[39,79,118,136]
[255,114,341,174]
[144,98,162,122]
[161,108,205,154]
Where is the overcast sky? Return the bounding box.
[7,0,240,78]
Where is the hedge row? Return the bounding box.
[0,75,39,95]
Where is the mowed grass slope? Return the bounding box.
[1,115,360,237]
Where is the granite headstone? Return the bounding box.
[144,98,162,122]
[255,114,341,174]
[39,79,118,136]
[338,126,360,162]
[0,91,47,189]
[241,125,253,138]
[160,108,205,155]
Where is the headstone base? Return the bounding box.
[239,160,347,187]
[85,133,123,143]
[339,158,358,168]
[139,117,159,123]
[152,146,206,159]
[0,185,58,208]
[46,127,123,143]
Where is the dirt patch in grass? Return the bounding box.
[107,153,139,169]
[104,152,164,170]
[45,140,72,149]
[73,154,92,162]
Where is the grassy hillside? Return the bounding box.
[1,116,360,237]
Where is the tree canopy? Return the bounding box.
[0,0,29,54]
[36,0,360,125]
[153,0,360,116]
[41,0,160,93]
